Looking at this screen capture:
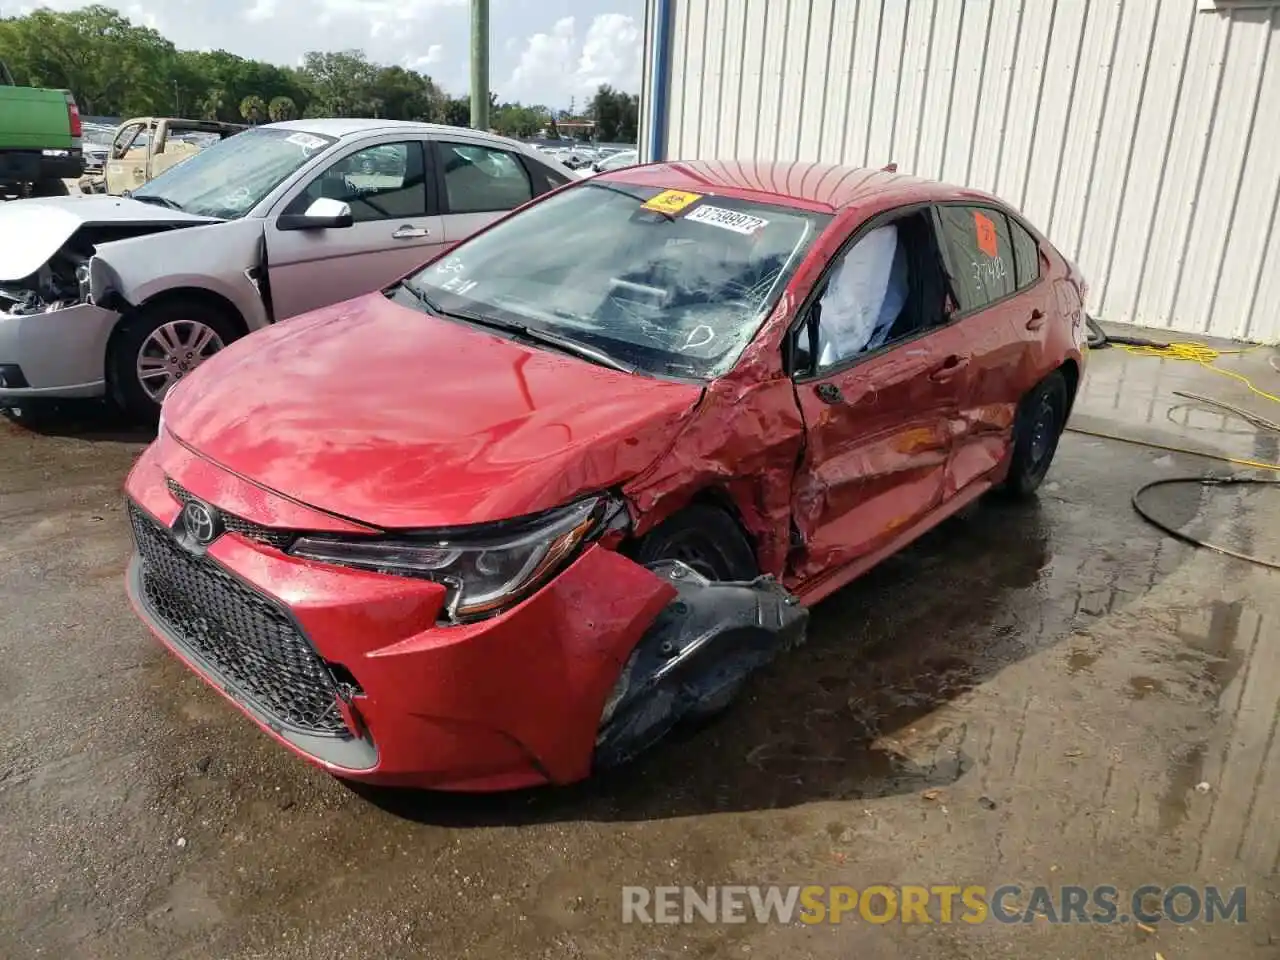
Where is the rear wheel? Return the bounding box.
[1001,370,1068,498]
[632,503,759,581]
[109,300,241,422]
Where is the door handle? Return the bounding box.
[1026,309,1046,330]
[392,225,430,240]
[929,355,970,382]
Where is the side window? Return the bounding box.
[285,141,426,223]
[1010,218,1041,290]
[438,142,534,214]
[112,123,146,159]
[805,209,951,373]
[937,205,1015,311]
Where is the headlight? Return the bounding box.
[76,262,92,304]
[289,497,610,621]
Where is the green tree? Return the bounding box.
[438,95,471,127]
[0,8,637,138]
[368,65,440,121]
[198,86,227,121]
[300,49,378,116]
[239,94,267,124]
[0,4,175,116]
[268,95,298,122]
[588,84,640,143]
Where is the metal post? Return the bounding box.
[470,0,490,130]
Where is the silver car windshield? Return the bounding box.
[404,182,828,380]
[132,127,337,220]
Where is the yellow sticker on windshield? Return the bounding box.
[641,189,703,215]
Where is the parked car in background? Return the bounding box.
[0,119,577,420]
[122,160,1087,790]
[592,149,638,174]
[0,57,83,196]
[79,117,245,195]
[80,123,115,175]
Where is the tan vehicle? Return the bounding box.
[79,117,245,195]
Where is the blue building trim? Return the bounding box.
[646,0,673,162]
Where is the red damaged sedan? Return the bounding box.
[124,161,1088,790]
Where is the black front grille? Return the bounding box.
[129,502,350,738]
[166,478,296,550]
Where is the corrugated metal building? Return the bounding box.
[638,0,1280,341]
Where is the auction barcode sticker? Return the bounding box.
[684,205,769,235]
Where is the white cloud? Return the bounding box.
[405,44,444,71]
[243,0,276,23]
[505,13,641,109]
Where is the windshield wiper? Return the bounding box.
[131,194,185,212]
[441,307,638,375]
[394,279,444,313]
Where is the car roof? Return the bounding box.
[264,118,532,152]
[600,160,1004,215]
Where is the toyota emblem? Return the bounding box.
[181,499,221,546]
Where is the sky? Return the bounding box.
[19,0,646,109]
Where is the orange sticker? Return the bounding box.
[641,189,703,215]
[974,211,999,258]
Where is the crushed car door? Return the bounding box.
[265,138,446,319]
[787,207,967,586]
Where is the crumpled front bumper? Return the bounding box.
[0,300,118,400]
[123,437,810,790]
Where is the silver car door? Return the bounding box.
[430,138,539,246]
[264,137,446,319]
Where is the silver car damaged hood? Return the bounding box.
[0,194,219,282]
[0,194,220,313]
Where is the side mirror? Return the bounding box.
[277,197,354,231]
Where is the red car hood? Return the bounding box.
[164,294,703,528]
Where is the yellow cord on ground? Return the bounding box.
[1120,340,1280,406]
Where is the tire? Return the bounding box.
[1000,370,1068,499]
[632,503,759,581]
[108,299,242,422]
[32,179,69,197]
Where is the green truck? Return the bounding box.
[0,58,84,197]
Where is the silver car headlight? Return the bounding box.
[76,262,92,304]
[289,496,611,621]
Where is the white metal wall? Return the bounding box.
[644,0,1280,341]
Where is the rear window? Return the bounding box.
[1010,217,1041,290]
[937,204,1015,311]
[406,182,830,379]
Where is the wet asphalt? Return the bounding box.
[2,367,1279,957]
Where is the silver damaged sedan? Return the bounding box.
[0,119,575,419]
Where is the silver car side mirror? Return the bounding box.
[277,197,355,231]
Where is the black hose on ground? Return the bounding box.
[1086,313,1170,350]
[1131,475,1280,570]
[1085,315,1280,570]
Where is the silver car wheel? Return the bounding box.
[135,320,225,403]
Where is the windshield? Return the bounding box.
[132,127,336,220]
[404,182,828,379]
